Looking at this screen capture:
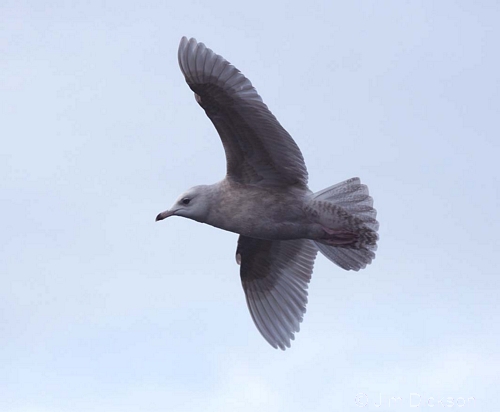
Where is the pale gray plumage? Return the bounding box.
[237,237,317,350]
[156,37,379,350]
[177,36,308,188]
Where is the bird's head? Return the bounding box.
[156,185,212,223]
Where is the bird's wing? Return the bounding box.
[178,37,308,188]
[236,235,318,350]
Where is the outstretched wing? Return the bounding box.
[236,235,318,350]
[178,36,308,188]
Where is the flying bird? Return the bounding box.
[156,37,379,350]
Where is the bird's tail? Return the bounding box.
[310,177,379,271]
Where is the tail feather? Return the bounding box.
[316,243,376,271]
[312,177,379,271]
[313,177,378,232]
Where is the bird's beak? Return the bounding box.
[155,210,176,221]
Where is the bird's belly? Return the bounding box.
[207,207,312,240]
[204,183,315,240]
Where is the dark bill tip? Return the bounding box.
[155,210,175,221]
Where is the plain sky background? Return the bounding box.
[2,1,499,411]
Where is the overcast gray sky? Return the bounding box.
[1,1,499,411]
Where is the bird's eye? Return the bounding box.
[181,197,191,205]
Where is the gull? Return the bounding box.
[156,37,379,350]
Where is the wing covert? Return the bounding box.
[178,36,308,188]
[236,236,318,350]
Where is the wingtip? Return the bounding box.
[178,37,188,72]
[178,36,189,55]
